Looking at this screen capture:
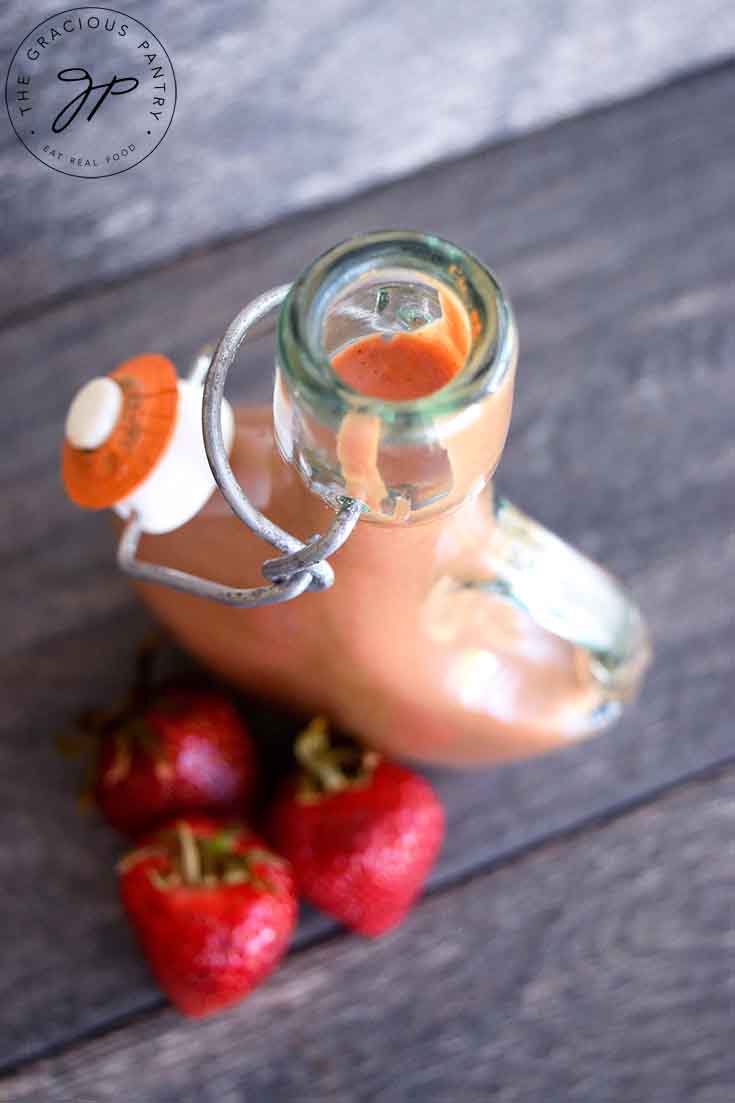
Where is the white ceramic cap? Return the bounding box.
[113,379,235,534]
[65,377,124,450]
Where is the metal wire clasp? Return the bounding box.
[117,284,362,607]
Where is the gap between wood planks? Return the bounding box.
[2,752,732,1082]
[2,56,733,336]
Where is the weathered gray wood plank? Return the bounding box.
[5,771,733,1102]
[3,2,735,319]
[2,65,735,1068]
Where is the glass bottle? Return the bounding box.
[62,231,650,765]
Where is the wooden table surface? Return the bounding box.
[5,0,735,318]
[2,63,734,1101]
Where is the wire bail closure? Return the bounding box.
[117,284,362,607]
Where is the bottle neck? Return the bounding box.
[277,430,497,583]
[274,233,518,526]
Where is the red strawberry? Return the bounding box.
[269,717,444,937]
[119,816,296,1017]
[94,685,258,837]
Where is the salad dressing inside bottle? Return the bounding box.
[62,232,650,765]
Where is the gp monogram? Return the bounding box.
[5,7,176,178]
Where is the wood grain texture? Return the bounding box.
[2,65,735,1068]
[5,771,733,1102]
[3,1,735,319]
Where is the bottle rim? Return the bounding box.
[277,230,517,429]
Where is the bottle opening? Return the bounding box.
[275,232,518,523]
[279,231,513,427]
[325,270,471,402]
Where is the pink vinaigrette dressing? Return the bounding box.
[62,233,650,765]
[331,286,469,400]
